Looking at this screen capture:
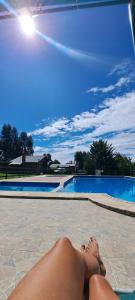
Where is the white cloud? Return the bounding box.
[29,117,70,138]
[108,131,135,152]
[33,90,135,162]
[34,131,135,163]
[71,91,135,136]
[31,91,135,138]
[31,91,135,139]
[34,145,75,163]
[34,146,47,153]
[108,59,134,76]
[86,59,135,95]
[89,91,135,136]
[72,111,98,131]
[86,77,129,94]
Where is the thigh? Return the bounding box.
[8,237,85,300]
[89,275,119,300]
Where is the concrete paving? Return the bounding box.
[0,197,135,299]
[0,191,134,217]
[5,175,72,185]
[0,175,135,217]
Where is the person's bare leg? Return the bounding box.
[89,274,119,300]
[81,237,106,278]
[8,237,101,300]
[81,237,106,299]
[82,238,117,300]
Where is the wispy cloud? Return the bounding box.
[32,90,135,162]
[34,131,135,163]
[108,59,135,77]
[86,59,135,95]
[29,118,71,138]
[86,77,129,94]
[32,59,135,162]
[108,131,135,155]
[108,59,130,76]
[31,91,135,136]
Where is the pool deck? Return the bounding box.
[0,196,135,299]
[2,174,73,185]
[0,175,135,298]
[0,175,135,217]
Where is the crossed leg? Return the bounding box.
[8,237,118,300]
[89,275,119,300]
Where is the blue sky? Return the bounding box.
[0,3,135,162]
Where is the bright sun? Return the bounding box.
[19,14,36,36]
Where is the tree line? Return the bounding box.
[75,140,134,176]
[0,125,134,176]
[0,124,34,161]
[0,124,60,167]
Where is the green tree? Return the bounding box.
[10,127,19,158]
[89,140,115,175]
[114,153,131,175]
[74,151,87,169]
[83,154,95,174]
[132,162,135,176]
[53,159,60,164]
[19,132,34,155]
[42,154,52,172]
[0,124,13,160]
[0,124,34,160]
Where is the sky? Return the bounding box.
[0,2,135,162]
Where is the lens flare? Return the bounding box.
[128,4,135,52]
[0,0,17,17]
[36,30,100,64]
[1,0,101,62]
[19,14,35,36]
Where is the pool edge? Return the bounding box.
[0,191,134,217]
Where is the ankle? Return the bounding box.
[76,250,88,281]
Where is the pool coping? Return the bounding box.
[0,190,134,217]
[0,175,135,217]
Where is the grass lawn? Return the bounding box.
[0,173,39,180]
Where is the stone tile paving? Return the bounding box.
[7,175,72,184]
[0,197,135,299]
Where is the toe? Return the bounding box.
[99,261,106,276]
[80,244,86,252]
[88,237,96,248]
[88,237,93,247]
[91,237,97,242]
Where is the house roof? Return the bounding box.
[58,164,75,168]
[10,155,44,165]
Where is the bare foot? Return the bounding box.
[80,237,106,280]
[87,237,106,276]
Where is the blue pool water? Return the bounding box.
[0,181,59,192]
[116,291,135,300]
[60,176,135,202]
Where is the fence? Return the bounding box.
[0,166,134,179]
[0,166,44,180]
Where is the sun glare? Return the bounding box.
[19,14,35,36]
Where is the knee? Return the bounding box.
[90,274,104,285]
[56,236,72,248]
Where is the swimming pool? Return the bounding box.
[60,176,135,202]
[116,290,135,300]
[0,181,59,192]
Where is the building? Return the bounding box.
[10,155,45,167]
[9,154,52,174]
[54,163,75,174]
[49,163,60,171]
